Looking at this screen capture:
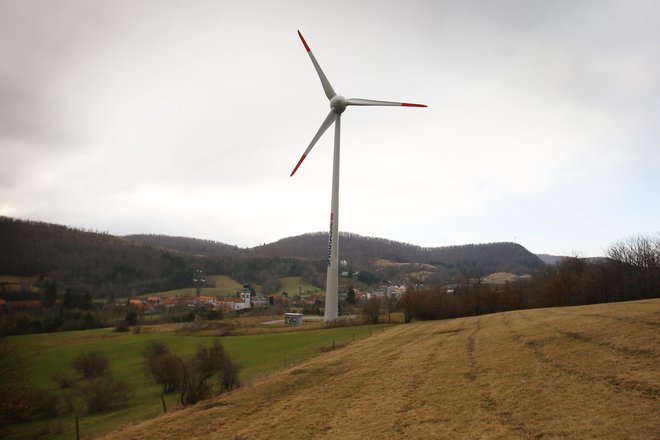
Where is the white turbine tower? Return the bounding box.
[290,30,426,322]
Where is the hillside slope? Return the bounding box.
[124,234,241,257]
[2,217,545,295]
[0,217,193,294]
[101,299,659,439]
[250,233,545,276]
[0,217,327,297]
[128,231,545,278]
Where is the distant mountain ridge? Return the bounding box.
[1,216,545,297]
[125,231,545,276]
[125,234,241,257]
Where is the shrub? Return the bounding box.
[180,359,213,405]
[78,376,132,413]
[0,394,29,425]
[125,311,138,326]
[72,351,109,378]
[143,340,169,359]
[220,357,241,392]
[362,297,381,324]
[194,340,226,376]
[114,321,129,332]
[51,371,76,388]
[0,388,59,424]
[180,341,240,405]
[22,388,60,420]
[180,341,224,404]
[143,341,183,393]
[146,353,183,393]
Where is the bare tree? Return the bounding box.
[607,234,660,269]
[72,351,109,378]
[362,297,381,324]
[79,376,132,413]
[180,341,240,405]
[400,286,415,323]
[142,341,184,392]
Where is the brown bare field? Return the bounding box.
[101,299,659,440]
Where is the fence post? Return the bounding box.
[75,416,80,440]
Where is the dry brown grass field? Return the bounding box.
[101,299,659,440]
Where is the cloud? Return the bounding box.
[0,0,658,256]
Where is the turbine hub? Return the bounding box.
[330,94,346,114]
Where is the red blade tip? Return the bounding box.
[401,103,427,107]
[297,30,310,52]
[290,154,307,176]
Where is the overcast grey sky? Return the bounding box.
[1,0,658,256]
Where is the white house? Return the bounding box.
[224,286,252,311]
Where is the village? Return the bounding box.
[122,283,408,317]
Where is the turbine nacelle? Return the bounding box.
[330,94,347,114]
[290,31,426,178]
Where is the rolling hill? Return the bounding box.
[100,299,659,439]
[126,231,545,279]
[1,216,544,298]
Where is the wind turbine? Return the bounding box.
[290,30,426,322]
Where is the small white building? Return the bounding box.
[224,286,252,311]
[284,312,303,326]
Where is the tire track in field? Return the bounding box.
[469,316,541,438]
[544,308,660,328]
[464,317,480,381]
[518,311,659,359]
[389,327,447,434]
[502,312,659,401]
[395,324,468,434]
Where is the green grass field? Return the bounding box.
[142,275,322,299]
[277,276,322,295]
[206,275,257,295]
[145,274,255,298]
[6,320,384,440]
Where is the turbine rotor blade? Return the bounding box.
[347,98,427,107]
[290,111,338,176]
[298,30,336,100]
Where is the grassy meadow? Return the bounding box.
[99,299,659,440]
[143,274,257,297]
[5,319,383,440]
[136,275,322,298]
[277,277,323,296]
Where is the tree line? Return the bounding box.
[401,234,660,322]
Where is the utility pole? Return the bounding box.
[193,269,205,298]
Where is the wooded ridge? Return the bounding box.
[2,216,544,297]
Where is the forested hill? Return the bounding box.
[249,232,544,275]
[125,234,242,257]
[1,217,544,297]
[0,217,325,297]
[0,217,194,295]
[125,231,544,276]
